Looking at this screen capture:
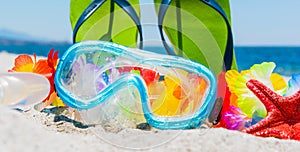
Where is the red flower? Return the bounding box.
[9,49,60,103]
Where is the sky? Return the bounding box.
[0,0,300,46]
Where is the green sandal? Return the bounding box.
[155,0,237,73]
[71,0,143,48]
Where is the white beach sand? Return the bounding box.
[1,51,300,151]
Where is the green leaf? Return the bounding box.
[70,0,140,48]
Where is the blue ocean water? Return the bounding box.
[0,43,70,58]
[1,44,300,76]
[235,46,300,76]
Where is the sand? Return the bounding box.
[1,51,300,151]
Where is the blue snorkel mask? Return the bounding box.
[55,41,216,130]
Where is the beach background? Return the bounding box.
[2,44,300,75]
[2,0,300,151]
[1,44,300,151]
[2,44,299,83]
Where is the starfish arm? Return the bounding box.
[287,90,300,100]
[286,90,300,108]
[248,79,300,117]
[246,79,278,112]
[242,119,269,134]
[252,123,292,139]
[292,123,300,140]
[242,111,282,133]
[281,90,300,118]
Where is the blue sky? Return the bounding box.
[231,0,300,46]
[0,0,299,46]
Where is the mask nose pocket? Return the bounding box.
[79,79,146,132]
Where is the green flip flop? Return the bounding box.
[70,0,143,48]
[154,0,237,74]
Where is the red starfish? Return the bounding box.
[242,79,300,140]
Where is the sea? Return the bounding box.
[1,44,300,76]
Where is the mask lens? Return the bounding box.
[148,67,208,118]
[59,50,117,102]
